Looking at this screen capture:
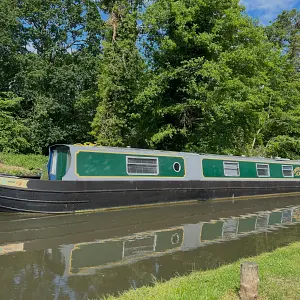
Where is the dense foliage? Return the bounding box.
[0,0,299,158]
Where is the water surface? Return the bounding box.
[1,196,300,299]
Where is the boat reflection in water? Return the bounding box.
[2,197,300,298]
[43,205,300,277]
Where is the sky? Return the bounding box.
[241,0,300,24]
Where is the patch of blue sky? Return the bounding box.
[241,0,300,24]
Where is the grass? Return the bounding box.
[0,152,48,177]
[105,242,300,300]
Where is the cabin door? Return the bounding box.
[49,146,70,180]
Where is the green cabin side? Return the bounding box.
[202,158,300,179]
[75,151,186,178]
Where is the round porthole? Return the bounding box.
[171,233,180,245]
[173,162,181,172]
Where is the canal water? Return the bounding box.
[1,196,300,300]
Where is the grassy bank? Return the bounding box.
[106,242,300,300]
[0,153,48,177]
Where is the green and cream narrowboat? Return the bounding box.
[0,144,300,213]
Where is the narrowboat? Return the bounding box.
[1,144,300,213]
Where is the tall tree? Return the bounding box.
[91,0,146,147]
[266,9,300,70]
[2,0,105,153]
[0,0,24,92]
[133,0,300,155]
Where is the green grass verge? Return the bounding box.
[105,242,300,300]
[0,153,48,177]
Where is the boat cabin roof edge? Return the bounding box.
[48,144,300,164]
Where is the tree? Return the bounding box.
[133,0,300,156]
[91,0,146,147]
[0,0,104,153]
[0,0,24,92]
[1,0,300,159]
[0,92,29,152]
[266,9,300,70]
[261,9,300,158]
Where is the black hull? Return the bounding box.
[1,179,300,213]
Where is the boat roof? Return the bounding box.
[50,143,199,157]
[49,144,300,163]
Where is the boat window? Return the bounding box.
[223,161,240,177]
[173,162,181,172]
[50,150,58,175]
[126,156,159,175]
[256,163,270,177]
[282,165,293,177]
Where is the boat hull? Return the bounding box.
[0,178,300,213]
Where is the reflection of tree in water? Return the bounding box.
[68,258,160,298]
[126,258,159,287]
[0,250,51,299]
[0,250,79,300]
